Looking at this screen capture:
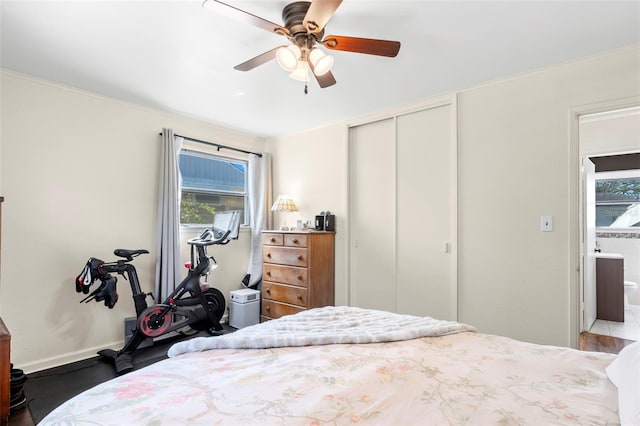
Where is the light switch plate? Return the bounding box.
[541,215,553,232]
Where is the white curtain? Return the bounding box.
[155,129,184,300]
[243,152,272,288]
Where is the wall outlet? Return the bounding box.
[541,215,553,232]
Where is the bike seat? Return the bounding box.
[114,249,149,260]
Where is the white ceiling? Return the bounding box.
[2,0,639,138]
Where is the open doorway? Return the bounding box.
[579,107,640,343]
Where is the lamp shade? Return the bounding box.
[271,195,298,212]
[276,45,301,72]
[309,48,334,76]
[288,60,310,82]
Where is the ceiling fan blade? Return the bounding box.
[234,46,282,71]
[308,61,337,88]
[203,0,289,36]
[314,71,337,88]
[303,0,343,34]
[323,35,401,57]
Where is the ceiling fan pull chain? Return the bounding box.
[304,82,308,95]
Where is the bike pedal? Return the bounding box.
[114,354,134,375]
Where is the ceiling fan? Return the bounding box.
[203,0,401,91]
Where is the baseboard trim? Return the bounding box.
[21,314,230,374]
[20,340,125,374]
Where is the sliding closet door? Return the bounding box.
[396,105,456,320]
[348,118,396,311]
[348,96,457,320]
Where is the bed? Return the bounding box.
[39,306,638,425]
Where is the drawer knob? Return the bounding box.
[297,275,303,280]
[265,306,270,311]
[266,253,272,258]
[265,289,271,294]
[293,238,298,244]
[270,237,276,242]
[266,271,271,276]
[297,255,303,260]
[297,295,303,300]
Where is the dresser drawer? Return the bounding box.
[263,281,307,307]
[262,233,283,246]
[263,246,308,267]
[263,264,308,287]
[284,234,307,248]
[262,300,305,319]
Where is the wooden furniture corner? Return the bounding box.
[0,196,9,426]
[0,317,9,426]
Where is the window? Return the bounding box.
[179,150,247,226]
[595,171,640,228]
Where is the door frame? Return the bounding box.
[569,96,640,348]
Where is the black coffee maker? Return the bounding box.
[315,211,335,231]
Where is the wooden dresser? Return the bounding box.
[261,230,334,321]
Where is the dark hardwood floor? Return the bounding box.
[580,331,635,354]
[8,408,33,426]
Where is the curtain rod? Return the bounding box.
[160,132,262,158]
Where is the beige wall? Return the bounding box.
[267,46,640,348]
[458,46,639,347]
[0,71,264,372]
[265,123,348,305]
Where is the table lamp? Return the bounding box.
[271,195,298,230]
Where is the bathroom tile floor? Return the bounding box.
[589,304,640,341]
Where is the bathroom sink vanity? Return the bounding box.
[595,253,624,322]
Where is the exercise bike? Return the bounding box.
[75,210,241,374]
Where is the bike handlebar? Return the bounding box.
[188,228,232,247]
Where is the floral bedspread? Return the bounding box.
[40,331,618,425]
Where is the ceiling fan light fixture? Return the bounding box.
[289,60,310,82]
[212,0,401,89]
[309,48,334,76]
[276,45,301,72]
